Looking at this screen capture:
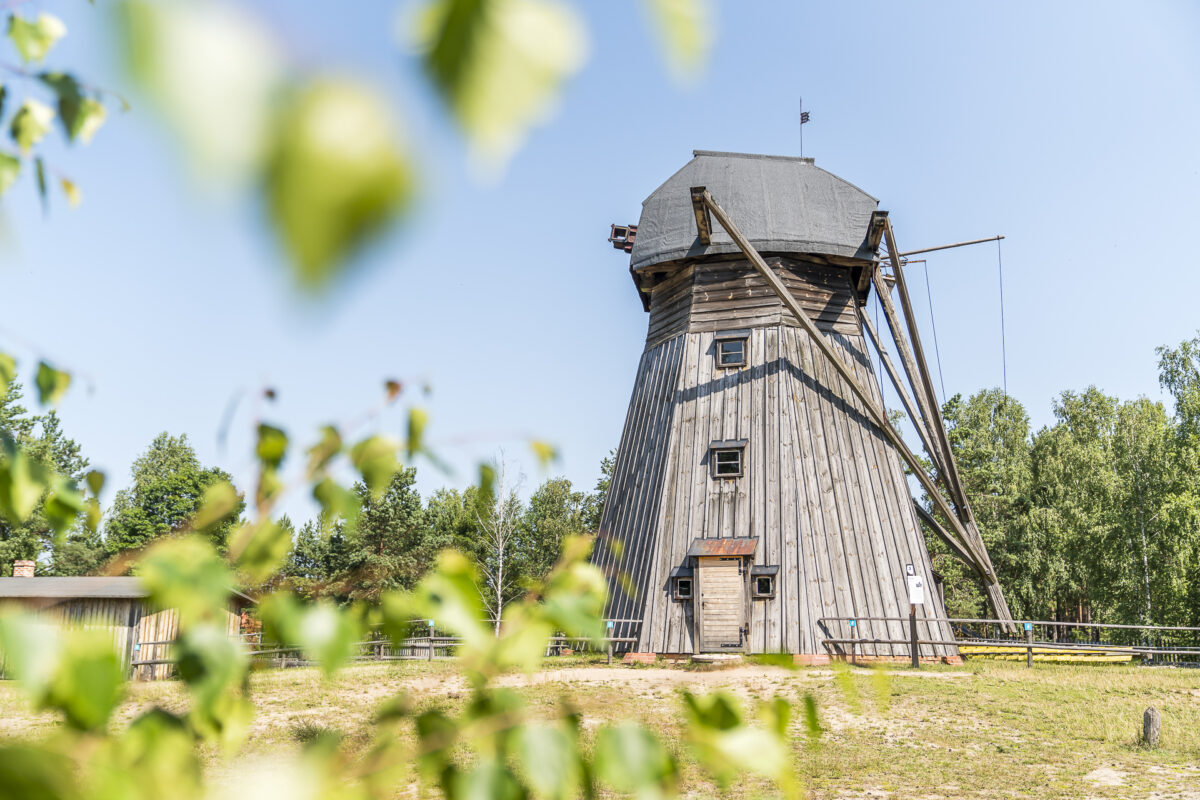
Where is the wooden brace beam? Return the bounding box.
[692,187,992,577]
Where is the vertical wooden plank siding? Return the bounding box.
[599,257,957,657]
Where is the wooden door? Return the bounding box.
[696,556,747,652]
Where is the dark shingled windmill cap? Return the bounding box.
[629,150,879,271]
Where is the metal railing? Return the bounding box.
[818,615,1200,667]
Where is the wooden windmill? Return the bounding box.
[596,151,1013,661]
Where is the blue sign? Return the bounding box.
[848,619,857,628]
[1023,623,1033,631]
[606,620,614,629]
[428,619,435,627]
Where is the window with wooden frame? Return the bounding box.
[751,565,779,599]
[670,567,694,601]
[709,439,747,479]
[714,330,749,369]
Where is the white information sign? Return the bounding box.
[906,574,925,605]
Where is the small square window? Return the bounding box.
[753,575,775,598]
[711,448,743,478]
[716,338,747,368]
[674,577,693,600]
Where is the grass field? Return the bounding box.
[3,657,1200,798]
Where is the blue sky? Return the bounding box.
[2,1,1199,519]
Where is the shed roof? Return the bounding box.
[686,537,759,558]
[629,151,879,271]
[0,577,255,604]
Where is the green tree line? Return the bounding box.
[929,332,1200,627]
[10,329,1200,631]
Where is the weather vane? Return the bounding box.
[800,96,811,158]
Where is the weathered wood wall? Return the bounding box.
[598,259,955,657]
[645,257,859,349]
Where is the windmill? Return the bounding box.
[596,150,1012,662]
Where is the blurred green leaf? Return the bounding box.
[45,629,125,731]
[349,435,400,497]
[34,361,70,405]
[39,72,108,144]
[265,80,415,289]
[260,594,360,676]
[0,442,51,523]
[519,723,580,800]
[801,691,821,743]
[831,660,862,714]
[405,550,490,652]
[0,616,124,731]
[537,537,606,641]
[117,0,284,178]
[871,664,891,712]
[34,156,47,212]
[307,425,342,476]
[43,481,84,537]
[413,0,588,167]
[644,0,711,80]
[530,439,557,469]
[0,353,14,394]
[0,153,18,196]
[10,100,55,154]
[477,462,496,506]
[296,601,361,676]
[0,744,77,800]
[255,423,288,469]
[173,623,251,746]
[406,407,428,460]
[7,12,67,63]
[453,759,524,800]
[60,177,81,207]
[229,519,292,582]
[312,477,361,525]
[0,614,60,699]
[137,536,234,625]
[190,480,241,533]
[85,468,105,497]
[594,723,676,799]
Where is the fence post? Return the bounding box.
[909,605,919,669]
[849,619,857,666]
[606,640,613,665]
[1025,622,1034,668]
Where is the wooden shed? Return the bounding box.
[0,576,253,680]
[596,151,1012,662]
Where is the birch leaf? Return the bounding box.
[0,153,15,195]
[60,178,81,207]
[412,0,588,169]
[34,361,70,405]
[644,0,711,80]
[265,81,415,289]
[10,100,55,154]
[7,13,67,63]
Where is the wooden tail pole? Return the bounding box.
[878,216,1015,628]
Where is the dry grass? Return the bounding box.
[4,657,1200,798]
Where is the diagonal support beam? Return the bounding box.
[691,187,993,578]
[859,304,952,483]
[912,501,975,568]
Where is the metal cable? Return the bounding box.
[922,261,947,400]
[997,239,1008,397]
